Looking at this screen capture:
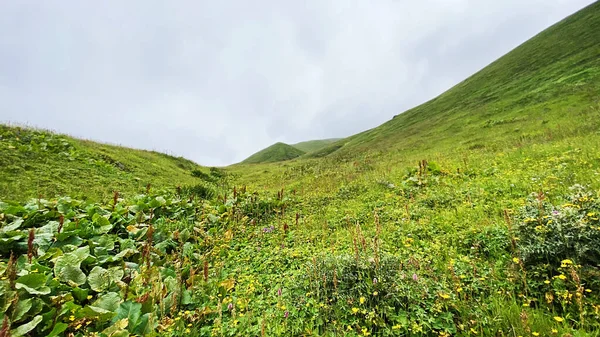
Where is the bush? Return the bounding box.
[514,185,600,268]
[181,184,216,200]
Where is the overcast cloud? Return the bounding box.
[0,1,595,165]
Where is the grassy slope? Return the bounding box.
[0,125,207,201]
[309,1,600,160]
[241,142,305,164]
[291,138,341,153]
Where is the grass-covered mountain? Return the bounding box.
[310,1,600,159]
[240,142,305,164]
[2,3,600,337]
[291,138,341,153]
[241,139,341,164]
[0,125,218,201]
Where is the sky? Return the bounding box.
[0,1,595,166]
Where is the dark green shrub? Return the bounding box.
[514,185,600,268]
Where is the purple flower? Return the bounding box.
[277,288,282,296]
[412,273,418,281]
[552,210,560,216]
[284,311,289,318]
[227,303,233,311]
[373,277,378,284]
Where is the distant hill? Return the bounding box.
[241,142,305,164]
[291,138,341,153]
[0,125,215,201]
[307,1,600,159]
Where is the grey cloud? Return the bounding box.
[0,0,595,166]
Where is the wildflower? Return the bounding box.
[185,328,191,333]
[392,325,401,330]
[439,293,450,299]
[75,324,82,330]
[352,307,359,314]
[470,328,477,334]
[284,311,289,318]
[552,210,559,216]
[522,302,529,307]
[456,287,463,293]
[280,305,286,310]
[544,280,550,284]
[532,332,540,336]
[558,274,567,280]
[553,316,564,322]
[412,273,418,281]
[513,257,520,263]
[69,315,75,321]
[551,329,558,334]
[87,295,93,300]
[185,310,190,315]
[585,289,592,293]
[347,325,353,331]
[227,303,233,311]
[373,291,378,296]
[277,288,282,296]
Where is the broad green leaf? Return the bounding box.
[11,298,32,322]
[102,318,129,336]
[93,292,122,312]
[15,274,51,295]
[113,301,142,332]
[133,313,152,335]
[0,218,23,232]
[11,315,42,337]
[47,322,68,337]
[88,266,110,292]
[54,246,89,285]
[57,265,86,286]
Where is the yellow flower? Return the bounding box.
[359,297,366,304]
[470,328,477,334]
[439,293,450,299]
[372,291,378,296]
[456,287,463,293]
[553,316,564,322]
[585,289,592,293]
[513,257,520,263]
[347,325,353,331]
[544,280,550,284]
[561,259,573,265]
[532,332,540,336]
[352,307,359,314]
[551,329,558,334]
[87,295,93,300]
[522,303,529,307]
[75,324,82,330]
[392,325,401,330]
[185,328,191,333]
[558,274,567,280]
[280,305,286,310]
[69,315,75,321]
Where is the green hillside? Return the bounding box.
[0,125,219,201]
[311,1,600,159]
[2,3,600,337]
[291,138,341,153]
[241,142,305,164]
